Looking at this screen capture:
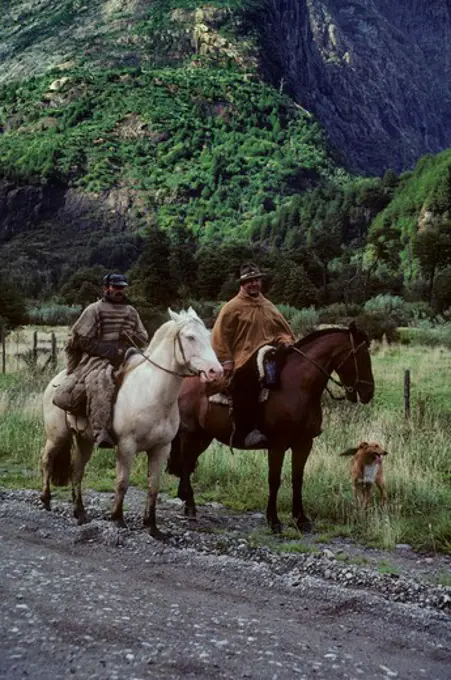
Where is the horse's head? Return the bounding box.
[334,322,375,404]
[168,307,223,383]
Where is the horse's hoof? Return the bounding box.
[150,528,170,541]
[295,518,313,533]
[74,509,88,525]
[40,495,51,511]
[184,505,197,519]
[111,515,127,529]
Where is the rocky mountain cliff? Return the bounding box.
[1,1,450,176]
[249,0,451,174]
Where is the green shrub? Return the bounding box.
[289,307,320,337]
[364,294,409,326]
[27,303,82,326]
[319,302,362,325]
[355,310,399,342]
[397,324,451,349]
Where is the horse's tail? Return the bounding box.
[167,431,182,477]
[44,439,73,486]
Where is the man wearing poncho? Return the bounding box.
[212,263,294,447]
[53,273,148,449]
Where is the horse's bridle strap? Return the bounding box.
[291,332,371,398]
[121,330,200,379]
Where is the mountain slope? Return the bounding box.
[249,0,451,175]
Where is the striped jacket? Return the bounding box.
[67,297,148,369]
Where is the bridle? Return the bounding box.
[122,328,205,380]
[291,330,372,400]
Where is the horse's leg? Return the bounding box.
[41,439,56,511]
[266,447,286,533]
[143,444,171,539]
[171,431,212,519]
[71,434,94,525]
[111,443,133,528]
[40,433,72,511]
[291,437,314,532]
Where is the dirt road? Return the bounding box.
[0,489,449,680]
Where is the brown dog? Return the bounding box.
[340,441,389,508]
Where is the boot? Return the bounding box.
[95,429,117,449]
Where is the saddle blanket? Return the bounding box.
[208,345,274,406]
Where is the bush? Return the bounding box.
[398,323,451,349]
[355,310,399,342]
[403,300,435,324]
[27,303,82,326]
[318,302,362,326]
[289,307,320,337]
[363,294,409,326]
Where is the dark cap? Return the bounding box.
[103,273,128,287]
[239,263,266,283]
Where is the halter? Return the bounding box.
[122,328,204,379]
[291,330,372,400]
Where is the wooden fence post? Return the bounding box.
[404,369,411,419]
[51,332,57,368]
[1,331,5,374]
[33,330,38,365]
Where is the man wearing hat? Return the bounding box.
[211,262,294,447]
[55,272,148,448]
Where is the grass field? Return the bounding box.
[0,340,450,552]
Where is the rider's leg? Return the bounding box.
[230,364,267,447]
[85,363,117,448]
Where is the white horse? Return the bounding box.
[41,308,223,538]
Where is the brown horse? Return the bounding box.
[168,323,375,533]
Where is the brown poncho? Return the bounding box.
[211,290,294,370]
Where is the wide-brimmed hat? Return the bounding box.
[103,273,128,287]
[238,263,267,283]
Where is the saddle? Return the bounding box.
[207,345,282,406]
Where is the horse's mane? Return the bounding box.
[294,325,363,349]
[145,309,205,355]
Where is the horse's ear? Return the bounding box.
[187,306,201,321]
[349,320,357,334]
[168,308,180,322]
[339,447,358,457]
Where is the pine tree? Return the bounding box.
[169,223,198,302]
[132,227,177,308]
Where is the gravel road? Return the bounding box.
[0,488,449,680]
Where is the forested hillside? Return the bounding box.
[0,0,450,320]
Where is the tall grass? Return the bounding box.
[0,343,449,551]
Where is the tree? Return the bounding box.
[413,220,451,303]
[307,209,343,304]
[169,223,198,302]
[131,227,177,308]
[59,266,107,307]
[268,258,317,308]
[0,275,27,336]
[195,242,255,300]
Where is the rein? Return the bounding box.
[121,330,203,380]
[291,332,370,400]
